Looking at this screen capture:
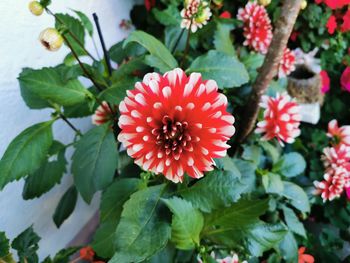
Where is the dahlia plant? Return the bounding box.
[1,0,350,262]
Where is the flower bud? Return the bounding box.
[301,0,307,10]
[39,28,64,51]
[29,1,44,16]
[258,0,271,6]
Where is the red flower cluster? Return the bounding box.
[315,0,350,9]
[237,1,273,54]
[118,68,235,183]
[255,93,301,146]
[341,67,350,92]
[314,120,350,202]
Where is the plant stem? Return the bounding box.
[181,22,192,67]
[171,28,185,53]
[235,0,302,143]
[46,8,97,62]
[93,13,113,77]
[59,114,82,136]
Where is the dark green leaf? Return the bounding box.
[0,121,53,190]
[123,31,178,73]
[152,5,181,26]
[53,186,78,227]
[44,247,80,263]
[23,141,67,199]
[71,10,93,36]
[0,232,10,258]
[214,22,235,56]
[263,173,284,194]
[110,184,171,263]
[109,41,126,64]
[274,152,306,178]
[279,231,298,262]
[259,141,280,164]
[242,145,261,165]
[72,124,118,203]
[282,206,306,238]
[163,197,204,250]
[63,87,97,118]
[92,222,116,258]
[187,50,249,89]
[282,181,310,213]
[242,52,264,81]
[100,78,136,105]
[12,226,40,263]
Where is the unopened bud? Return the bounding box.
[258,0,271,6]
[39,28,64,51]
[29,1,44,16]
[301,0,307,10]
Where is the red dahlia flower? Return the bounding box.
[255,93,301,146]
[278,48,296,78]
[341,67,350,92]
[92,101,114,126]
[327,119,350,146]
[322,144,350,170]
[237,1,273,54]
[118,68,235,183]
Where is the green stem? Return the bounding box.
[59,113,82,136]
[181,21,192,67]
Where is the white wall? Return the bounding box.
[0,0,134,260]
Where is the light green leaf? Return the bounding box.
[72,124,118,203]
[259,141,280,164]
[165,26,186,52]
[282,206,306,238]
[279,231,298,262]
[242,52,264,81]
[282,181,310,213]
[187,50,249,89]
[242,145,261,165]
[53,186,78,228]
[123,31,178,73]
[23,141,67,200]
[163,197,204,250]
[274,152,306,178]
[92,222,116,259]
[263,173,284,194]
[152,5,181,26]
[19,67,90,107]
[0,121,53,190]
[214,22,235,56]
[111,184,171,263]
[71,10,93,36]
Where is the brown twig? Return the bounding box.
[236,0,302,143]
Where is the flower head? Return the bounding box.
[181,0,212,33]
[320,70,330,93]
[237,1,273,54]
[39,28,64,51]
[79,246,95,261]
[278,48,296,78]
[322,145,350,170]
[298,247,315,263]
[255,93,301,146]
[327,120,350,146]
[118,68,235,183]
[220,11,232,19]
[341,67,350,92]
[92,101,115,126]
[29,1,44,16]
[145,0,156,11]
[326,15,337,34]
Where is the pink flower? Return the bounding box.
[237,1,273,54]
[92,101,114,126]
[341,67,350,92]
[320,70,330,93]
[322,145,350,170]
[326,15,337,34]
[117,68,235,183]
[255,93,301,146]
[327,120,350,146]
[278,48,296,78]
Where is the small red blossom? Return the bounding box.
[237,1,273,54]
[327,119,350,146]
[278,48,296,78]
[220,11,232,19]
[290,31,300,42]
[298,247,315,263]
[326,15,337,34]
[255,93,301,146]
[92,101,114,126]
[119,19,132,30]
[79,246,95,261]
[320,70,330,93]
[144,0,156,11]
[118,68,235,183]
[341,67,350,92]
[341,9,350,32]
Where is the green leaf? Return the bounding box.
[0,232,10,258]
[0,121,53,190]
[274,152,306,178]
[19,67,90,107]
[23,141,67,200]
[187,50,249,89]
[71,10,93,36]
[72,124,118,203]
[109,41,127,64]
[262,173,284,194]
[282,206,306,238]
[165,26,186,52]
[259,141,280,164]
[163,197,204,250]
[53,186,78,228]
[242,52,265,81]
[242,145,261,165]
[152,5,181,26]
[110,184,171,263]
[92,222,116,259]
[12,226,40,263]
[123,31,178,73]
[282,181,310,213]
[100,178,141,223]
[100,78,136,105]
[180,160,255,213]
[42,247,80,263]
[214,156,241,179]
[63,86,97,118]
[214,22,235,57]
[279,231,298,262]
